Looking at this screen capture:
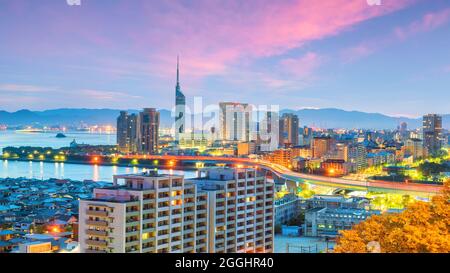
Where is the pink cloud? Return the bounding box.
[1,0,415,81]
[279,52,323,78]
[395,8,450,39]
[342,7,450,63]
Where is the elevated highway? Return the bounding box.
[121,155,442,196]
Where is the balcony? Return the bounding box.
[126,220,140,227]
[196,209,207,215]
[86,220,108,227]
[126,210,140,217]
[126,230,139,236]
[86,239,108,247]
[86,209,108,217]
[143,208,156,214]
[196,225,207,232]
[184,193,195,199]
[142,227,155,233]
[125,240,140,248]
[86,229,108,237]
[142,246,155,253]
[85,249,107,253]
[184,245,194,252]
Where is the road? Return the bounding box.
[120,154,443,196]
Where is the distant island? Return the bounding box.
[55,133,67,138]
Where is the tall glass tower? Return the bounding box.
[175,56,186,143]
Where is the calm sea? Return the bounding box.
[0,160,196,182]
[0,130,195,181]
[0,130,116,150]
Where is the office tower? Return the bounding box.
[423,114,443,156]
[138,108,160,154]
[279,113,299,148]
[79,167,274,253]
[116,111,137,153]
[174,56,186,143]
[312,136,334,159]
[219,102,252,142]
[258,111,279,152]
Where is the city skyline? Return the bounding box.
[1,0,450,117]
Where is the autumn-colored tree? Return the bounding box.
[334,181,450,253]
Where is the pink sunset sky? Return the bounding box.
[0,0,449,117]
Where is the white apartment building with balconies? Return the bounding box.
[79,167,274,253]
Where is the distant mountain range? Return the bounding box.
[0,108,448,130]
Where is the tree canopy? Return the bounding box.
[334,182,450,253]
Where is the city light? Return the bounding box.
[92,156,100,164]
[51,226,61,233]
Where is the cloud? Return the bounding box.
[0,83,59,93]
[279,52,323,78]
[1,0,415,80]
[342,7,450,62]
[394,8,450,40]
[78,89,142,101]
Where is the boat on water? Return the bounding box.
[56,133,67,138]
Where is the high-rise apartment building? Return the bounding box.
[79,167,274,253]
[116,108,158,154]
[312,136,334,159]
[279,113,299,148]
[138,108,160,154]
[423,114,443,156]
[174,56,186,143]
[117,111,137,153]
[348,143,368,171]
[219,102,252,142]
